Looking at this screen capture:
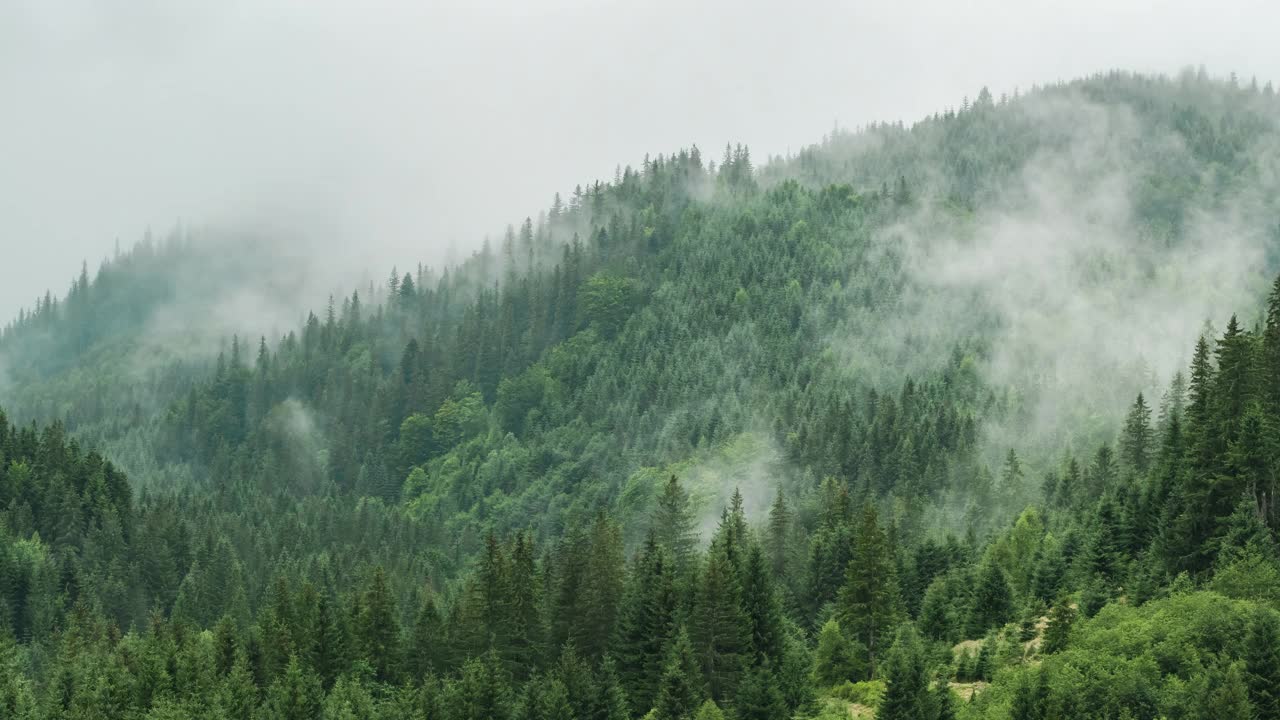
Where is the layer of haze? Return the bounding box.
[2,0,1277,319]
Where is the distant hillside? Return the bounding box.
[2,69,1280,720]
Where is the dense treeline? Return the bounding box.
[2,70,1280,719]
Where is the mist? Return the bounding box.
[4,0,1279,321]
[831,80,1280,465]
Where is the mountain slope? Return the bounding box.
[1,70,1280,719]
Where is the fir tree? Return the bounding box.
[1122,393,1154,475]
[1041,597,1075,654]
[836,502,898,675]
[740,543,784,667]
[261,655,324,720]
[652,629,704,720]
[878,625,930,720]
[766,487,792,579]
[690,545,748,703]
[968,560,1012,636]
[811,619,862,687]
[1244,609,1280,720]
[653,476,699,575]
[354,566,400,683]
[734,662,787,720]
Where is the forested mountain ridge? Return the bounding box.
[2,69,1280,719]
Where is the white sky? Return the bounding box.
[2,0,1276,318]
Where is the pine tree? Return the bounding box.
[1041,597,1075,654]
[652,629,704,720]
[1122,393,1154,475]
[1244,609,1280,720]
[740,544,784,667]
[691,545,748,703]
[811,619,862,687]
[261,655,323,720]
[1009,669,1045,720]
[766,487,792,579]
[355,566,401,683]
[580,514,624,660]
[734,662,787,720]
[878,625,930,720]
[836,502,898,675]
[614,534,678,714]
[216,651,258,720]
[448,651,514,720]
[409,591,444,680]
[595,657,632,720]
[653,475,699,575]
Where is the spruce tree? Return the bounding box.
[355,566,400,683]
[1122,393,1154,475]
[653,629,705,720]
[216,651,258,720]
[1008,669,1045,720]
[1041,597,1075,654]
[692,700,726,720]
[836,502,898,675]
[507,533,545,676]
[595,657,632,720]
[740,544,784,667]
[614,533,678,713]
[733,662,787,720]
[261,655,323,720]
[690,545,748,703]
[580,514,624,661]
[653,476,699,575]
[878,625,930,720]
[766,487,792,579]
[1244,609,1280,720]
[811,619,862,687]
[449,651,514,720]
[409,591,444,680]
[968,561,1012,637]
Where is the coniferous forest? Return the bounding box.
[5,70,1280,719]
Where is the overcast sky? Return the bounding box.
[2,0,1276,319]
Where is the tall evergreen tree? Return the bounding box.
[354,566,401,683]
[766,487,792,580]
[261,655,324,720]
[836,502,898,675]
[740,543,784,667]
[690,544,748,703]
[614,534,678,713]
[1244,609,1280,720]
[652,629,704,720]
[1122,393,1154,476]
[733,662,787,720]
[878,625,930,720]
[653,476,699,575]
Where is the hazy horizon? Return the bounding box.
[3,0,1278,319]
